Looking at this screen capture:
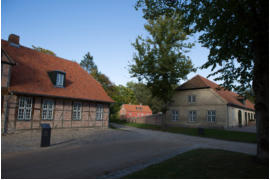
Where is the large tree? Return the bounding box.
[32,45,56,56]
[129,14,194,115]
[135,0,268,162]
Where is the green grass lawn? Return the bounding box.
[123,149,268,179]
[111,119,256,143]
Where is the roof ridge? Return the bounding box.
[2,39,78,65]
[195,75,212,87]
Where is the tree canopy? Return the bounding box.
[79,52,98,74]
[32,45,56,56]
[129,14,194,112]
[135,0,267,94]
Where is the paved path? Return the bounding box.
[2,124,256,179]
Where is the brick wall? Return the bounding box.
[1,63,12,88]
[126,114,163,126]
[2,94,110,133]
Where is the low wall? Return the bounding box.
[126,114,163,126]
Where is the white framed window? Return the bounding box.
[171,110,179,121]
[188,95,196,103]
[207,110,216,122]
[96,104,104,121]
[42,99,54,120]
[17,97,33,120]
[72,102,82,120]
[189,111,197,122]
[56,73,64,87]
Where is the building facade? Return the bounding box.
[119,104,152,120]
[1,34,114,133]
[166,75,255,128]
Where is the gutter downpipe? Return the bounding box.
[3,91,13,134]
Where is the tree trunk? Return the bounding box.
[253,23,269,163]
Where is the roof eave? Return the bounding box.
[10,91,114,104]
[175,86,210,91]
[227,103,255,111]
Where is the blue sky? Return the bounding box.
[2,0,218,86]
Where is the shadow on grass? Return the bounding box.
[123,149,268,179]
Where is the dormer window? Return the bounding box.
[56,73,64,87]
[136,106,142,110]
[48,70,66,88]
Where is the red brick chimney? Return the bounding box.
[8,34,20,45]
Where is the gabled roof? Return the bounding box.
[1,40,114,103]
[176,75,254,111]
[122,104,152,113]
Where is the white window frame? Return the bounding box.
[56,73,64,87]
[189,111,197,122]
[207,110,216,122]
[188,95,196,103]
[171,110,179,121]
[17,97,33,120]
[42,99,54,120]
[96,104,104,121]
[72,102,82,120]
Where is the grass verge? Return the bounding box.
[111,119,256,143]
[123,149,268,179]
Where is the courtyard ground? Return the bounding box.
[2,124,256,178]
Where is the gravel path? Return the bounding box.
[2,123,257,178]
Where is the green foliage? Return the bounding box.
[244,88,255,104]
[79,52,141,119]
[79,52,98,74]
[126,82,163,113]
[32,45,56,56]
[124,149,268,179]
[135,0,267,94]
[80,52,115,96]
[129,14,195,112]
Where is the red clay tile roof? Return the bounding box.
[176,75,255,111]
[1,48,15,65]
[122,104,152,113]
[2,40,114,103]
